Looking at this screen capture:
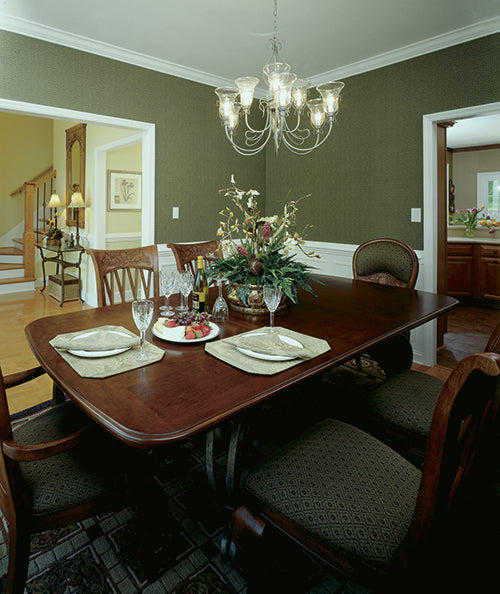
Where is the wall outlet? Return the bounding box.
[411,208,421,223]
[172,206,179,219]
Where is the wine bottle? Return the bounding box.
[192,255,209,313]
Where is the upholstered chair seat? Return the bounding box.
[14,402,115,517]
[228,351,500,591]
[244,418,421,572]
[355,321,500,461]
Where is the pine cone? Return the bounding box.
[247,258,263,275]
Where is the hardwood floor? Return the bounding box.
[0,289,90,414]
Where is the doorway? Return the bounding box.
[422,101,500,367]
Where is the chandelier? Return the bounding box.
[215,0,344,156]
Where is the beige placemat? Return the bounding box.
[50,325,164,378]
[205,327,331,375]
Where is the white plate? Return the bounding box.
[235,333,303,361]
[67,330,134,358]
[152,321,220,343]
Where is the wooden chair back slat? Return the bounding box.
[87,246,160,306]
[167,240,221,274]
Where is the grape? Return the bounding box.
[171,310,211,326]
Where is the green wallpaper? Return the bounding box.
[0,30,265,243]
[266,34,500,250]
[1,30,499,250]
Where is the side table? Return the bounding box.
[36,243,85,306]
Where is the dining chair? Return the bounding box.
[224,351,500,591]
[167,240,221,275]
[0,365,135,593]
[352,238,420,376]
[352,320,500,463]
[86,245,160,306]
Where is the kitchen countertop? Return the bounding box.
[447,228,500,244]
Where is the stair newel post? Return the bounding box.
[23,182,35,279]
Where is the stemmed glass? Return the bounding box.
[176,271,194,311]
[263,285,282,333]
[159,268,177,316]
[132,299,154,360]
[212,279,229,322]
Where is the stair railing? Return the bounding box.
[10,166,57,279]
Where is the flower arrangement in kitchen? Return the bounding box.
[479,215,499,233]
[207,177,319,305]
[451,205,486,237]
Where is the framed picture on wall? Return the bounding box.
[107,170,142,211]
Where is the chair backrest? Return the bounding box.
[486,321,500,353]
[167,240,221,275]
[0,369,15,516]
[403,351,500,561]
[353,238,419,289]
[87,245,160,306]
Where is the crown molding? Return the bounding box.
[1,12,499,89]
[0,13,235,89]
[310,16,500,84]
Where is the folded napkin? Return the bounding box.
[51,325,140,352]
[226,330,312,359]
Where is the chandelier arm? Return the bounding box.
[225,126,272,156]
[241,108,271,135]
[281,120,333,154]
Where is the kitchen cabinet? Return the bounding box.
[447,241,500,302]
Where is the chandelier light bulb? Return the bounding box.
[307,98,326,130]
[235,77,259,112]
[292,80,310,112]
[317,82,345,118]
[215,88,239,121]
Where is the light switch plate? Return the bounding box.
[172,206,179,219]
[411,208,421,223]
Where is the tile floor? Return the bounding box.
[437,303,499,368]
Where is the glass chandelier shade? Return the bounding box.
[215,0,344,156]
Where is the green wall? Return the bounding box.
[2,30,499,250]
[0,30,265,244]
[266,34,500,250]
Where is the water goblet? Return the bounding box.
[176,270,194,311]
[132,299,154,360]
[212,279,229,322]
[160,268,176,316]
[263,285,282,333]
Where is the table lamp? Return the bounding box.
[67,184,85,248]
[47,190,62,227]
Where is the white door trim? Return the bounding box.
[421,100,500,366]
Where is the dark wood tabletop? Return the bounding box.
[25,275,457,448]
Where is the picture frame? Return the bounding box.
[107,170,142,211]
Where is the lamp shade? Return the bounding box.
[68,191,85,209]
[47,192,62,208]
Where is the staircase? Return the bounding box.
[0,167,56,296]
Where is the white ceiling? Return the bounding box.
[1,0,499,145]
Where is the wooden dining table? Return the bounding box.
[25,275,457,454]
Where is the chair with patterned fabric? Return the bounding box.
[353,320,500,463]
[225,351,500,591]
[87,245,160,306]
[167,240,221,275]
[0,365,135,593]
[352,238,420,376]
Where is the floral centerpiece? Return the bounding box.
[207,177,318,313]
[451,206,487,237]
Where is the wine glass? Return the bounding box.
[212,278,229,322]
[159,268,176,316]
[176,270,194,311]
[263,285,282,333]
[132,299,154,360]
